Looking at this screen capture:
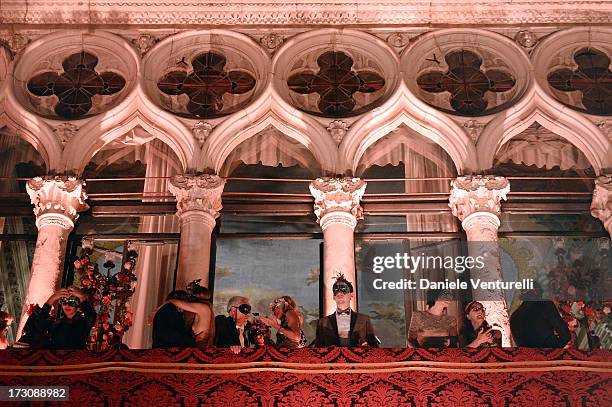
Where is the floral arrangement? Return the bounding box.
[542,238,611,349]
[248,318,271,347]
[73,247,138,351]
[557,299,612,349]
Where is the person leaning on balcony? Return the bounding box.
[260,295,307,348]
[314,274,379,347]
[459,301,502,348]
[510,284,570,348]
[214,296,252,353]
[152,290,196,348]
[16,286,96,350]
[166,279,215,348]
[0,309,14,349]
[408,288,458,348]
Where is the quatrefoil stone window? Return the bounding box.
[547,47,612,116]
[416,49,515,116]
[157,51,256,118]
[27,51,126,119]
[287,51,385,117]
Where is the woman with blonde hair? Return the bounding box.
[260,295,306,348]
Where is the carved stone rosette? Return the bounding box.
[26,176,89,229]
[168,174,226,222]
[591,174,612,235]
[309,177,366,231]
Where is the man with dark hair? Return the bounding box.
[510,284,570,348]
[152,290,195,348]
[314,274,379,347]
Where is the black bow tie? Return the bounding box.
[337,309,350,315]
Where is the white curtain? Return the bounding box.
[220,126,320,176]
[494,125,591,170]
[123,138,180,349]
[0,130,45,342]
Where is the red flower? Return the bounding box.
[82,279,91,286]
[585,308,593,316]
[562,305,571,313]
[103,323,109,330]
[102,296,112,305]
[577,301,585,308]
[80,258,89,266]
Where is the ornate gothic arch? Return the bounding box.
[62,88,195,174]
[0,96,61,172]
[342,83,475,175]
[205,88,338,174]
[478,84,609,173]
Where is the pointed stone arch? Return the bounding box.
[478,85,609,174]
[342,84,475,175]
[62,89,195,174]
[0,97,61,172]
[205,89,338,175]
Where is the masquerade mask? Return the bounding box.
[235,303,252,315]
[470,304,485,313]
[333,282,352,295]
[59,295,81,307]
[270,298,287,311]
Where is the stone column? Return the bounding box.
[16,176,88,338]
[309,177,366,315]
[169,174,225,290]
[591,175,612,236]
[449,175,513,347]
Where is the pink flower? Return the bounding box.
[576,301,585,308]
[123,261,133,270]
[74,260,82,269]
[603,306,610,315]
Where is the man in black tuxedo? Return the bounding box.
[214,296,252,353]
[152,290,195,348]
[314,275,379,347]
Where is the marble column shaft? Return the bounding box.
[169,174,225,290]
[310,177,366,315]
[17,176,88,338]
[449,175,513,347]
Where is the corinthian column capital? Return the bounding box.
[26,176,89,230]
[449,176,510,221]
[168,174,226,220]
[309,177,366,230]
[591,174,612,234]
